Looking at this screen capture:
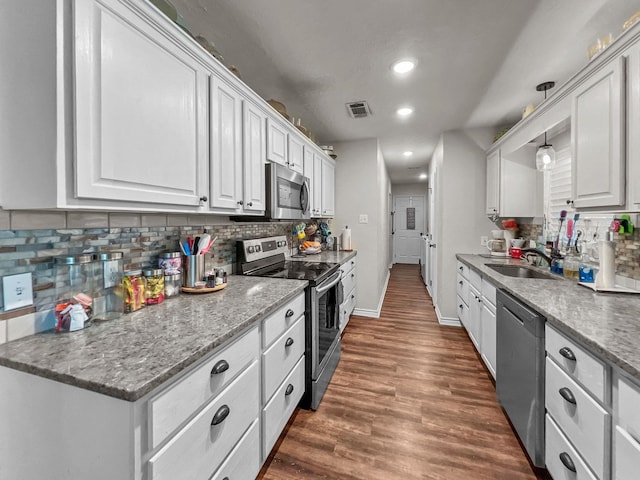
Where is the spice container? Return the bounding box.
[144,268,165,305]
[123,270,146,313]
[93,252,124,321]
[54,255,97,332]
[164,272,181,298]
[158,252,182,275]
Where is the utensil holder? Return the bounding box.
[182,255,205,287]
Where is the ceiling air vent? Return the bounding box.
[346,101,372,119]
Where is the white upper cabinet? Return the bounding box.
[242,101,267,213]
[74,0,208,207]
[266,118,288,167]
[571,56,626,209]
[209,77,243,211]
[312,152,324,217]
[321,157,335,217]
[626,43,640,210]
[288,135,304,175]
[486,150,500,216]
[303,147,316,215]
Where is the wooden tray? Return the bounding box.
[181,283,227,294]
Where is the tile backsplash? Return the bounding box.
[0,210,292,314]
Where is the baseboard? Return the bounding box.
[434,304,461,327]
[426,284,433,297]
[353,269,391,319]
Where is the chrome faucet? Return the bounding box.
[521,248,561,268]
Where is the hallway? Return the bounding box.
[258,264,541,479]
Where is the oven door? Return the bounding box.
[266,163,310,220]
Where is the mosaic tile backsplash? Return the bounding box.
[0,213,292,313]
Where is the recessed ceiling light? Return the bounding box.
[393,60,415,74]
[397,107,413,117]
[419,173,427,180]
[403,151,413,157]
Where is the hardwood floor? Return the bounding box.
[258,264,545,480]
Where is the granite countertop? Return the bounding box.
[289,250,357,264]
[457,254,640,380]
[0,276,307,402]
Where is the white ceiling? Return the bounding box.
[171,0,640,183]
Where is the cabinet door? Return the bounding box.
[486,150,500,215]
[321,157,335,217]
[210,78,243,211]
[267,118,288,166]
[626,43,640,209]
[303,147,315,215]
[481,303,496,379]
[288,134,304,174]
[312,153,323,217]
[571,56,625,208]
[74,0,207,206]
[242,101,266,213]
[467,289,481,350]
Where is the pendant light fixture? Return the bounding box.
[535,81,556,171]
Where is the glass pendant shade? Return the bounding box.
[536,132,556,171]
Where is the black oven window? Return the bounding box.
[317,284,339,362]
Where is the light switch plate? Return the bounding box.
[2,273,34,311]
[359,214,368,224]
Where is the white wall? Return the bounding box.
[333,138,391,316]
[432,128,496,323]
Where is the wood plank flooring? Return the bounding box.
[258,264,546,480]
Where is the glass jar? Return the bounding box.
[54,255,97,331]
[164,272,181,298]
[93,252,124,321]
[563,246,580,280]
[158,251,182,275]
[144,268,165,305]
[123,270,146,313]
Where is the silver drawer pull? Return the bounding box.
[559,387,577,405]
[211,404,230,426]
[210,360,229,375]
[285,384,294,396]
[285,337,294,347]
[285,309,295,318]
[559,452,576,472]
[559,347,576,362]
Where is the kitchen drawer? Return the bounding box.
[545,357,609,479]
[456,274,469,303]
[148,361,260,480]
[546,414,598,480]
[340,257,357,276]
[470,267,482,291]
[481,277,496,309]
[340,290,356,333]
[617,374,640,441]
[149,325,259,449]
[262,292,305,349]
[614,425,640,480]
[209,419,260,480]
[341,266,356,295]
[263,356,305,458]
[456,261,469,279]
[457,295,469,328]
[546,324,606,403]
[263,315,305,402]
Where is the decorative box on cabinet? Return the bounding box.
[571,56,626,209]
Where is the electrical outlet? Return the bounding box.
[359,214,368,224]
[480,236,488,246]
[2,273,34,311]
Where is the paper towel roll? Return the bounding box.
[342,226,352,251]
[595,240,616,289]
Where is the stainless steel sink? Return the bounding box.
[486,264,560,280]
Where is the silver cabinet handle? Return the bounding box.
[559,347,576,362]
[211,405,230,426]
[199,195,208,202]
[285,337,294,347]
[559,387,576,405]
[237,200,243,206]
[285,384,294,396]
[559,452,576,473]
[210,360,229,375]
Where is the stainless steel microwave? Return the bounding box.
[265,163,310,220]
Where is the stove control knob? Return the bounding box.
[255,245,262,252]
[247,246,255,254]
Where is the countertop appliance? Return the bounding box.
[237,236,341,410]
[496,289,546,468]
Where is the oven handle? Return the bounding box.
[315,272,342,294]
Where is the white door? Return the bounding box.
[393,195,425,264]
[427,167,439,297]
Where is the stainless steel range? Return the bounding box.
[237,235,342,410]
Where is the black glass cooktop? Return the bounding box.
[246,260,339,283]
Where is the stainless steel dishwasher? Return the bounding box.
[496,289,546,468]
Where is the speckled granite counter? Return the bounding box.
[289,250,356,264]
[0,275,307,401]
[457,254,640,381]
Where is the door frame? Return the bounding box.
[392,194,426,265]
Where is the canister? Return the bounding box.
[158,251,182,274]
[143,268,165,305]
[164,272,181,298]
[183,255,205,287]
[123,270,146,313]
[54,254,98,331]
[93,251,124,321]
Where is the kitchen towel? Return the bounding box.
[342,226,352,251]
[595,240,616,289]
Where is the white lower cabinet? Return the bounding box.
[210,419,261,480]
[467,285,482,350]
[480,302,496,379]
[339,256,357,332]
[613,373,640,479]
[546,414,598,480]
